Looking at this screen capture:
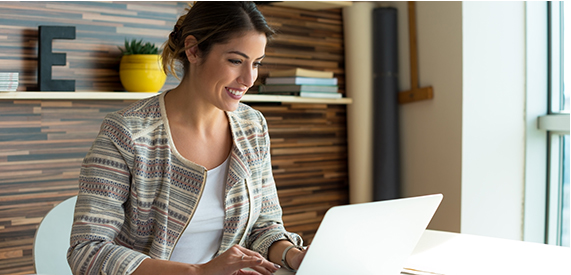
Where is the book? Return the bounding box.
[0,82,18,91]
[250,91,298,96]
[0,72,18,76]
[0,72,19,82]
[259,84,338,93]
[268,68,334,79]
[250,90,343,99]
[299,91,342,99]
[265,76,338,86]
[0,72,19,91]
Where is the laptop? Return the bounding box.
[276,194,443,275]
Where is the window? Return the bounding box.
[544,1,569,247]
[524,1,569,247]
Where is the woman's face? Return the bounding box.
[193,30,267,112]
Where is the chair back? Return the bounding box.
[33,196,77,275]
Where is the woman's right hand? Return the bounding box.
[197,245,281,275]
[133,245,280,275]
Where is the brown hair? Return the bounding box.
[162,1,275,79]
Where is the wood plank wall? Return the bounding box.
[0,2,347,274]
[0,1,187,92]
[257,4,346,94]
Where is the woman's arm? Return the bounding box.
[246,113,307,270]
[131,259,197,275]
[68,114,151,275]
[268,240,307,271]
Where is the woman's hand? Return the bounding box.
[132,245,279,275]
[197,245,281,275]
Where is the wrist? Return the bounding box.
[281,244,302,271]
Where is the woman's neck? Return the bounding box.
[164,83,226,134]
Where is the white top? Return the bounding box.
[169,156,229,264]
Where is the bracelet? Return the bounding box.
[281,244,301,272]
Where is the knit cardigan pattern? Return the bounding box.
[67,93,302,275]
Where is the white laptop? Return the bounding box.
[277,194,443,275]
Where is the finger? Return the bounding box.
[247,265,274,275]
[235,245,263,258]
[230,245,280,273]
[246,259,282,275]
[235,270,264,275]
[233,246,271,267]
[229,245,259,263]
[237,254,280,274]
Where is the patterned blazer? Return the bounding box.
[67,92,302,275]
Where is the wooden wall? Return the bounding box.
[0,2,347,274]
[0,2,346,95]
[0,1,186,92]
[257,4,346,94]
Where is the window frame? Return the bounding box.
[544,1,569,246]
[523,1,570,245]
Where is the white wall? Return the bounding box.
[396,1,463,233]
[344,1,529,240]
[461,1,526,240]
[344,1,463,232]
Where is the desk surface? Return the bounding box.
[274,230,571,275]
[405,230,570,275]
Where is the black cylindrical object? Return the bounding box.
[372,7,400,201]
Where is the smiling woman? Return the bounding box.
[0,1,349,274]
[66,2,307,275]
[175,31,267,111]
[161,2,275,80]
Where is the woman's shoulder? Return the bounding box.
[116,94,162,119]
[234,103,263,117]
[230,103,266,131]
[230,103,270,157]
[102,94,163,132]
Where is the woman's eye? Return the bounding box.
[253,62,263,68]
[229,59,242,65]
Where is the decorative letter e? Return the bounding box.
[38,26,76,91]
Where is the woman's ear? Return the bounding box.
[184,35,199,63]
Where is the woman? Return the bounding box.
[67,2,306,275]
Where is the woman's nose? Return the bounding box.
[238,66,257,88]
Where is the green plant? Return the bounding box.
[119,39,160,55]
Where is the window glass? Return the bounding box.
[561,135,569,247]
[561,1,569,246]
[563,2,569,112]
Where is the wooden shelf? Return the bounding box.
[0,92,352,105]
[244,94,352,104]
[270,1,352,10]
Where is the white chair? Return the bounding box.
[33,196,77,275]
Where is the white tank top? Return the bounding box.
[170,156,229,264]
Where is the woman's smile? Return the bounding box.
[226,87,246,99]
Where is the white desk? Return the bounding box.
[275,230,571,275]
[405,230,570,275]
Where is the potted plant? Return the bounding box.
[118,39,166,93]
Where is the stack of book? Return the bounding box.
[0,72,19,92]
[259,68,341,99]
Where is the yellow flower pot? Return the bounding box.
[119,54,166,93]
